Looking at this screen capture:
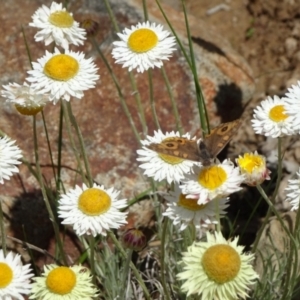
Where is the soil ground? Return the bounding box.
[181,0,300,98]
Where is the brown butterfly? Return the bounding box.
[147,119,241,166]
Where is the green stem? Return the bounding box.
[65,101,93,187]
[161,67,183,134]
[121,249,133,295]
[180,0,208,132]
[61,101,88,186]
[0,200,7,256]
[273,137,283,201]
[160,218,171,300]
[128,71,148,136]
[148,69,160,129]
[103,0,119,31]
[155,0,209,132]
[41,111,57,183]
[90,37,142,143]
[56,104,64,192]
[108,231,151,300]
[252,206,272,253]
[188,223,196,243]
[32,116,67,265]
[215,198,221,233]
[256,185,296,247]
[252,137,283,252]
[255,184,297,299]
[290,205,300,293]
[142,0,148,20]
[89,236,96,282]
[102,0,147,136]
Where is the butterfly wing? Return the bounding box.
[203,119,242,158]
[147,137,200,161]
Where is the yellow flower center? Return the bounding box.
[159,153,184,164]
[202,244,241,284]
[198,166,227,190]
[269,105,288,122]
[49,11,74,28]
[0,262,13,288]
[178,194,206,211]
[46,266,76,295]
[15,104,44,116]
[44,54,79,81]
[237,153,264,174]
[157,137,186,164]
[78,188,111,216]
[128,28,158,53]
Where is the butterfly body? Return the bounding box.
[147,119,241,166]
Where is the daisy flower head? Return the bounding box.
[136,130,200,184]
[80,19,99,38]
[122,228,147,251]
[0,136,22,184]
[177,231,258,299]
[0,250,33,299]
[30,264,98,299]
[236,151,271,186]
[283,81,300,131]
[251,95,295,138]
[58,183,128,236]
[285,168,300,211]
[162,184,229,231]
[1,82,49,115]
[180,160,244,205]
[112,21,176,73]
[29,1,86,50]
[26,48,99,103]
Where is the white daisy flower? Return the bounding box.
[163,184,229,231]
[1,82,49,115]
[283,81,300,132]
[0,136,22,184]
[251,95,295,137]
[29,1,86,50]
[236,151,271,186]
[0,250,33,299]
[136,130,200,184]
[26,48,99,103]
[285,168,300,211]
[30,264,98,299]
[177,231,258,299]
[180,160,244,205]
[58,183,128,236]
[112,21,176,73]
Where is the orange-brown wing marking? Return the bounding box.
[203,119,242,158]
[147,137,200,161]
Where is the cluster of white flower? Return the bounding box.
[0,2,126,299]
[251,87,300,210]
[0,250,98,300]
[3,0,300,299]
[134,81,300,297]
[136,128,272,228]
[135,127,266,298]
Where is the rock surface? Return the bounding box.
[1,0,254,198]
[0,0,255,258]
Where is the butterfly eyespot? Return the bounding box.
[177,138,185,144]
[165,142,177,148]
[220,126,229,133]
